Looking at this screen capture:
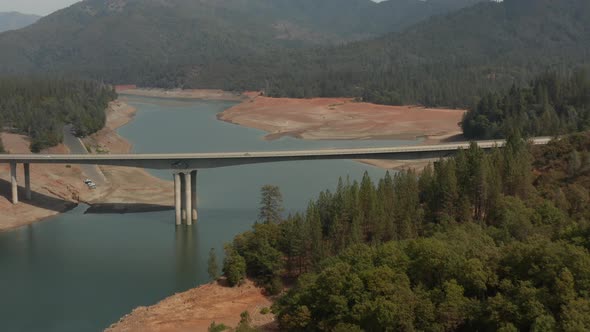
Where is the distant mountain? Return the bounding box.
[0,12,40,32]
[253,0,590,107]
[0,0,485,85]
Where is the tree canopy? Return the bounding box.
[223,131,590,331]
[1,0,588,109]
[462,70,590,139]
[0,77,116,152]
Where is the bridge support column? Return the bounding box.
[24,163,31,201]
[191,170,198,222]
[10,162,18,205]
[184,171,192,226]
[174,173,182,225]
[181,174,187,221]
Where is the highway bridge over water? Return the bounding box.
[0,137,551,225]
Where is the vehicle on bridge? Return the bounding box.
[84,179,97,189]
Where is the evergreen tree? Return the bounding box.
[463,70,590,140]
[0,77,116,152]
[306,202,324,267]
[502,133,533,199]
[230,132,590,331]
[223,245,246,287]
[208,248,219,281]
[259,185,284,224]
[393,170,422,238]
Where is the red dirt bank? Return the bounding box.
[219,96,465,141]
[106,279,275,332]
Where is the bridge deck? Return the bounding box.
[0,137,552,170]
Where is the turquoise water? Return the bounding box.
[0,95,417,331]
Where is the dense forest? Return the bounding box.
[256,0,590,108]
[221,132,590,331]
[0,78,116,152]
[462,70,590,139]
[0,0,483,87]
[1,0,588,109]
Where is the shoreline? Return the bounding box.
[0,131,94,231]
[0,88,465,231]
[0,97,165,231]
[218,95,465,143]
[101,90,467,330]
[218,94,465,170]
[1,87,470,330]
[117,88,247,101]
[0,88,253,231]
[106,278,276,332]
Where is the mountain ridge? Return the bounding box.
[254,0,590,106]
[0,0,488,85]
[0,11,40,32]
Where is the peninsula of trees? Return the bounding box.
[0,78,116,152]
[222,132,590,331]
[462,70,590,140]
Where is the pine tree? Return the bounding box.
[433,159,459,222]
[223,245,246,287]
[349,213,363,246]
[393,170,422,239]
[568,150,581,178]
[358,171,376,239]
[208,248,220,281]
[306,202,324,267]
[259,185,284,224]
[502,133,533,199]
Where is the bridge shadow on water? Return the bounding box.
[0,178,77,212]
[0,177,174,215]
[84,203,174,214]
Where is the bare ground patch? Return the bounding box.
[219,96,465,143]
[106,279,276,332]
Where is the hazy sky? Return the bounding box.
[0,0,387,16]
[0,0,79,15]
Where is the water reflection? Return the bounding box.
[0,97,418,332]
[175,225,200,291]
[24,225,36,266]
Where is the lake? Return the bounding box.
[0,95,417,331]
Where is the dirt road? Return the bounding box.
[63,125,106,184]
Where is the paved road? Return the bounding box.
[62,125,106,184]
[1,137,553,170]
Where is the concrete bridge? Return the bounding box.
[0,137,551,225]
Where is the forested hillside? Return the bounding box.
[221,132,590,331]
[0,12,39,32]
[0,78,116,152]
[258,0,590,107]
[1,1,586,109]
[0,0,483,88]
[462,70,590,139]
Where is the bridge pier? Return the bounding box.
[184,172,192,226]
[173,170,198,225]
[191,170,198,222]
[10,161,18,205]
[174,173,182,225]
[24,163,31,201]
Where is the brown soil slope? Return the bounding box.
[219,96,466,141]
[106,279,275,332]
[0,100,173,230]
[0,134,84,230]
